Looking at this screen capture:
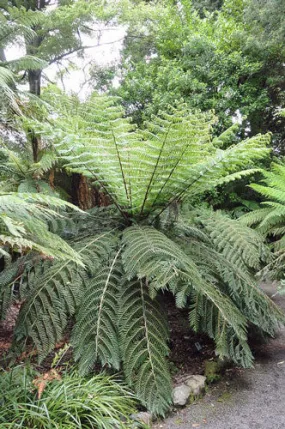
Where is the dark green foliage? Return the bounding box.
[116,0,285,149]
[72,252,122,373]
[13,229,116,359]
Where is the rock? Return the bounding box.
[173,375,207,407]
[173,384,191,406]
[131,411,152,426]
[184,375,206,395]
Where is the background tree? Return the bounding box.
[1,0,118,162]
[115,0,285,151]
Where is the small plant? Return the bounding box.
[0,366,136,428]
[204,360,221,384]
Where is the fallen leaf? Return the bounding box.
[33,369,61,399]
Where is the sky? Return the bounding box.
[6,23,125,98]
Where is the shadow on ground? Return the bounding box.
[155,282,285,429]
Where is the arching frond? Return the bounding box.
[72,250,122,374]
[26,94,270,218]
[122,226,254,366]
[240,163,285,278]
[13,231,116,359]
[0,192,83,261]
[119,279,172,416]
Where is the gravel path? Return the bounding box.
[154,283,285,429]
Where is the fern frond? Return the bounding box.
[122,226,253,366]
[119,279,172,416]
[188,290,252,367]
[197,209,267,270]
[0,256,26,320]
[13,231,116,359]
[4,56,47,72]
[25,94,270,218]
[0,192,83,261]
[240,207,273,227]
[240,163,285,278]
[72,250,122,374]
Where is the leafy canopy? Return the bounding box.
[28,93,270,218]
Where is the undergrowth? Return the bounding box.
[0,365,136,428]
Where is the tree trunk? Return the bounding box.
[71,174,110,210]
[0,47,6,62]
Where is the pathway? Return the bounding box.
[154,283,285,429]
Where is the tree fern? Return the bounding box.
[2,96,284,416]
[0,4,45,114]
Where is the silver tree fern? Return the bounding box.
[4,94,284,416]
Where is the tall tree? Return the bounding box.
[1,0,118,160]
[114,0,285,150]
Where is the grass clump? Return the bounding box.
[0,365,136,428]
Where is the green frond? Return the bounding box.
[0,67,15,87]
[0,6,42,46]
[240,163,285,278]
[184,134,270,201]
[0,256,26,320]
[31,151,57,175]
[212,123,240,148]
[250,183,285,205]
[25,94,270,218]
[0,66,19,113]
[13,231,116,359]
[14,260,84,358]
[0,192,83,262]
[188,290,252,367]
[4,56,47,72]
[197,209,267,270]
[122,226,254,366]
[240,207,273,227]
[119,279,172,416]
[72,250,122,373]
